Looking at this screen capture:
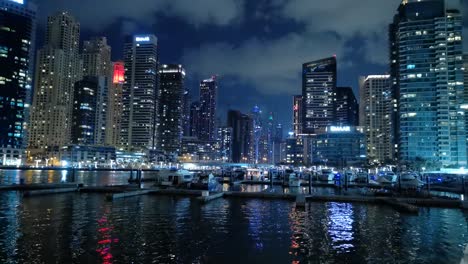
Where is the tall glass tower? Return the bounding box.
[0,0,36,164]
[121,35,159,151]
[157,64,185,154]
[199,76,217,141]
[302,57,337,134]
[390,0,466,166]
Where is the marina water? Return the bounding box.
[0,170,466,263]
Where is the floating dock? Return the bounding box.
[23,188,78,197]
[106,190,153,201]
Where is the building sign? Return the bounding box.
[135,36,150,42]
[330,126,351,132]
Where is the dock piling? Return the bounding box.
[295,195,306,208]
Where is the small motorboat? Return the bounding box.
[288,173,302,187]
[319,169,335,181]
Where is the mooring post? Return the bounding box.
[462,176,466,195]
[71,168,76,183]
[344,173,348,191]
[398,174,402,193]
[426,175,430,193]
[270,170,273,188]
[138,170,142,189]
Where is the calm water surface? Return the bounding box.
[0,192,466,263]
[0,170,467,263]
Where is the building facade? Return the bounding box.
[217,126,233,162]
[359,75,393,163]
[390,0,466,166]
[81,37,112,145]
[121,34,159,151]
[302,57,337,134]
[71,77,98,145]
[157,64,185,154]
[190,101,200,138]
[199,77,217,141]
[463,54,468,159]
[82,37,111,77]
[335,87,358,127]
[29,12,81,154]
[106,61,124,147]
[293,95,303,136]
[182,90,191,137]
[311,126,366,167]
[0,0,37,165]
[227,110,253,163]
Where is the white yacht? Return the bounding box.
[377,171,397,184]
[158,169,194,186]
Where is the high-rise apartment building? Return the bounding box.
[199,77,217,141]
[71,77,98,145]
[29,12,81,154]
[106,61,124,147]
[0,0,37,164]
[359,75,393,163]
[228,110,253,163]
[217,126,233,162]
[390,0,466,166]
[81,37,112,146]
[302,57,337,134]
[182,90,191,137]
[293,95,303,136]
[121,34,159,151]
[335,87,359,127]
[157,64,185,154]
[190,101,200,138]
[463,54,468,155]
[82,37,111,77]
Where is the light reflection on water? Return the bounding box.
[327,203,354,253]
[0,192,465,263]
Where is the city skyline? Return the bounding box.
[30,0,468,131]
[1,0,468,167]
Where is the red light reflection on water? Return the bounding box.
[96,215,118,264]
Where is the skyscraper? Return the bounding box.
[293,95,303,135]
[463,54,468,155]
[390,0,466,166]
[157,64,185,154]
[302,57,337,134]
[182,90,191,137]
[82,37,111,77]
[190,101,200,138]
[121,34,159,151]
[0,0,36,164]
[199,76,217,141]
[359,75,393,163]
[228,110,253,163]
[335,87,359,127]
[217,126,233,162]
[71,77,98,145]
[106,61,124,147]
[29,12,81,153]
[81,37,112,146]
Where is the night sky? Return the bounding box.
[32,0,468,133]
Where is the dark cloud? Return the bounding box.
[32,0,468,126]
[33,0,244,30]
